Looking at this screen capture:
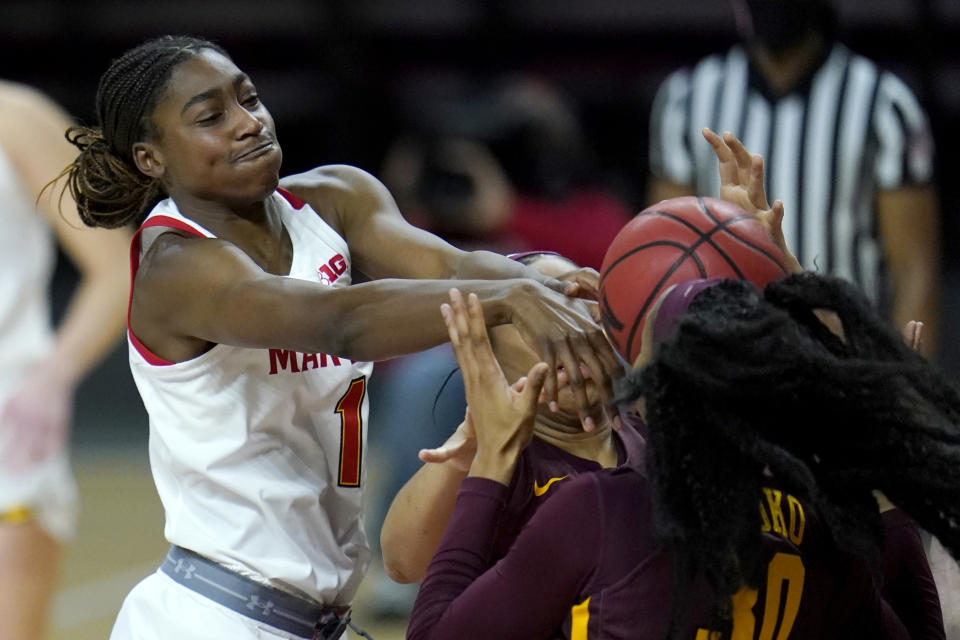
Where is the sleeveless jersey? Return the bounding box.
[128,189,374,605]
[0,145,54,396]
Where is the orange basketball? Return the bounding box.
[599,196,789,364]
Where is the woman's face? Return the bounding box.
[133,49,283,207]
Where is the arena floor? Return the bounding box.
[52,447,409,640]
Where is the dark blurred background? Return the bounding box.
[3,0,954,440]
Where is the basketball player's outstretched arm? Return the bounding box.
[133,165,619,425]
[381,412,476,583]
[702,127,803,274]
[284,165,622,416]
[0,83,130,469]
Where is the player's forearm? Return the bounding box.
[468,446,523,486]
[41,267,128,385]
[297,277,535,363]
[381,461,468,584]
[451,250,554,287]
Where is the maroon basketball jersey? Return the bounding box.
[494,413,646,561]
[409,468,919,640]
[563,471,909,640]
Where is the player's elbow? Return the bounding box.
[329,322,376,363]
[382,557,419,585]
[380,530,425,584]
[307,299,370,361]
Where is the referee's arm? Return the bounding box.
[878,184,940,358]
[874,71,941,359]
[647,177,694,206]
[646,68,697,206]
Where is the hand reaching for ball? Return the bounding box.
[702,127,803,274]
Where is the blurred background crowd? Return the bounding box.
[3,0,958,637]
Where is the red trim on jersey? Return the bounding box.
[277,187,306,210]
[127,215,207,366]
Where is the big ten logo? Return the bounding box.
[318,254,347,285]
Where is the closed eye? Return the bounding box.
[196,112,223,125]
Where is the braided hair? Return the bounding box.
[619,272,960,628]
[59,35,228,229]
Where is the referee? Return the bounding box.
[648,0,941,356]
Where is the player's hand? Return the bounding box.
[902,320,924,352]
[418,369,536,470]
[557,268,603,323]
[703,127,769,214]
[557,267,601,301]
[419,413,477,473]
[703,127,803,274]
[441,288,548,484]
[506,281,623,432]
[0,362,73,473]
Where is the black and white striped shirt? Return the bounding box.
[649,43,934,306]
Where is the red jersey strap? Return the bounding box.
[277,186,306,210]
[127,215,209,366]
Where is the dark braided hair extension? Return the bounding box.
[618,272,960,631]
[57,35,228,229]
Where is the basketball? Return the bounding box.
[599,196,789,364]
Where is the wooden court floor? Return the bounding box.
[52,448,409,640]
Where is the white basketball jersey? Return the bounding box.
[128,189,374,605]
[0,145,54,395]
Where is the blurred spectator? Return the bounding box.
[486,75,633,271]
[380,134,518,253]
[384,73,633,269]
[647,0,941,358]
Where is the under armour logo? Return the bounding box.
[172,559,196,580]
[247,595,275,616]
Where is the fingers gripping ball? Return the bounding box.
[599,196,789,363]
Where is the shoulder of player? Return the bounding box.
[137,230,251,292]
[280,165,394,237]
[281,165,390,210]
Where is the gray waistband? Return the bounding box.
[161,545,349,639]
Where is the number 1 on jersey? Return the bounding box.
[336,376,366,487]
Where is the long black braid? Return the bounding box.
[618,272,960,629]
[58,35,228,228]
